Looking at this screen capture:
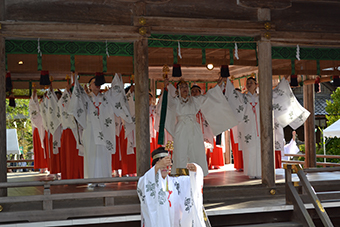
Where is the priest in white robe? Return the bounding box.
[137,147,205,227]
[163,78,237,176]
[68,73,132,181]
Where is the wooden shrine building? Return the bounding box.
[1,0,340,199]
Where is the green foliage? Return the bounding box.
[6,98,33,158]
[322,138,340,163]
[319,88,340,165]
[325,87,340,126]
[10,89,45,97]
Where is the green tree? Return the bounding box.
[323,87,340,164]
[6,89,35,158]
[325,87,340,126]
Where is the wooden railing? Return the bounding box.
[285,164,337,227]
[282,154,340,167]
[6,159,35,170]
[0,176,141,223]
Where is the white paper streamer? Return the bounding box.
[37,38,42,56]
[234,43,239,60]
[296,44,300,61]
[178,41,182,59]
[106,40,110,57]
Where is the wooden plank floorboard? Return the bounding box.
[5,165,340,197]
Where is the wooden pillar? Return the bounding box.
[303,84,316,168]
[0,0,8,197]
[134,37,150,176]
[150,78,156,104]
[224,131,231,164]
[258,39,275,188]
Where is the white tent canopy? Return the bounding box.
[6,129,21,155]
[323,119,340,138]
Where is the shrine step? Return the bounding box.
[227,222,303,227]
[203,183,286,203]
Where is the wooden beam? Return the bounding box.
[237,0,292,9]
[135,16,269,30]
[258,38,275,188]
[271,31,340,46]
[303,84,316,168]
[134,16,267,37]
[0,0,4,21]
[0,21,140,41]
[0,0,7,197]
[302,76,331,85]
[272,69,337,76]
[0,39,6,197]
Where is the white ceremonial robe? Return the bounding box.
[39,90,62,156]
[58,91,80,148]
[137,164,205,227]
[165,84,237,176]
[225,78,310,178]
[43,89,61,136]
[196,110,214,147]
[283,139,300,161]
[68,74,132,179]
[124,90,136,155]
[29,94,46,151]
[149,104,157,142]
[274,119,285,158]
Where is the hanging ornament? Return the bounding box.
[106,40,110,58]
[234,43,239,60]
[6,72,13,92]
[37,38,42,57]
[314,76,320,93]
[40,71,51,86]
[290,75,298,86]
[296,45,300,61]
[178,41,182,59]
[9,92,16,108]
[162,64,170,79]
[220,65,230,78]
[333,75,340,87]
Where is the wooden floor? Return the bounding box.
[6,164,340,198]
[3,165,340,227]
[6,164,288,197]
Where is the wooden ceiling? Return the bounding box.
[1,0,340,89]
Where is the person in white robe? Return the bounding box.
[191,85,216,169]
[283,131,300,163]
[224,76,310,178]
[163,78,237,176]
[29,89,48,172]
[137,147,205,227]
[40,88,62,177]
[68,74,132,184]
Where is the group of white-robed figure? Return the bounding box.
[154,75,309,179]
[138,75,309,226]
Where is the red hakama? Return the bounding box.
[60,129,84,179]
[45,131,61,174]
[230,129,243,171]
[32,128,48,169]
